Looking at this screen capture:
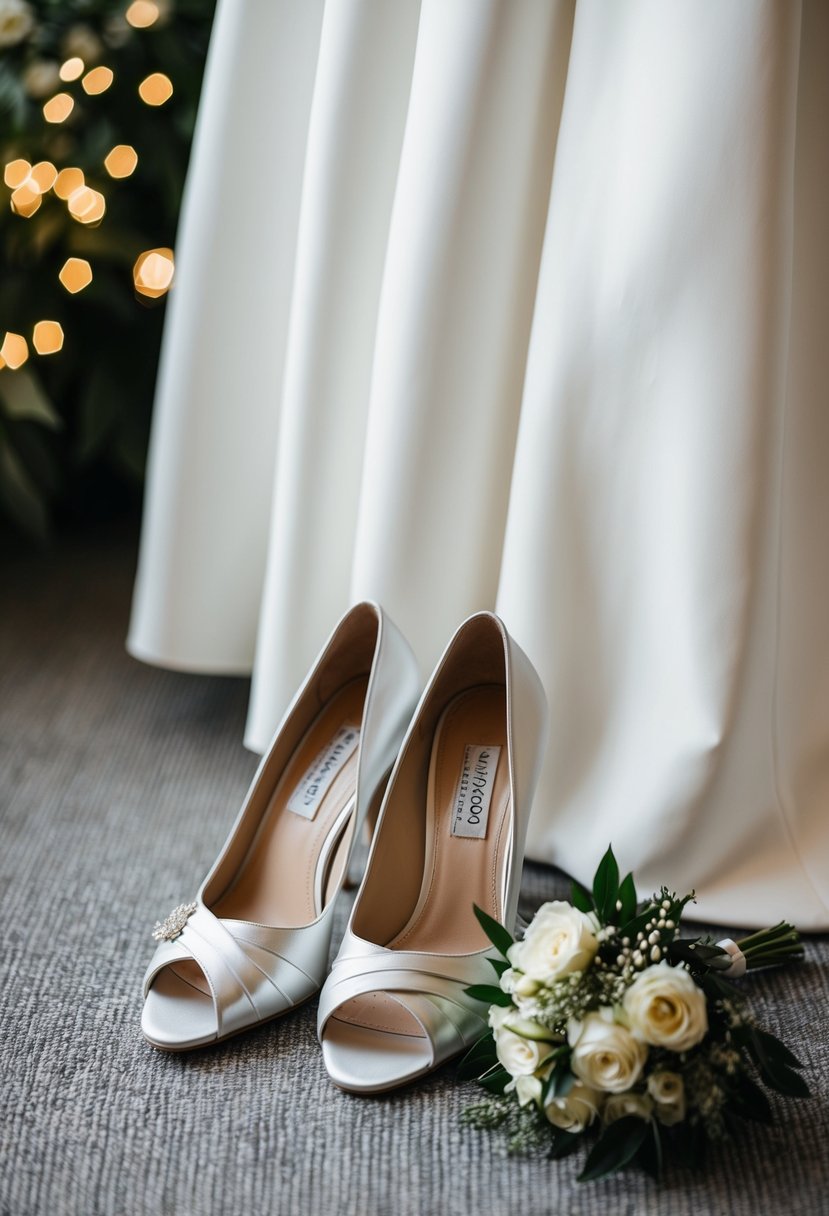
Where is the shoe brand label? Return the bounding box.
[286,724,360,819]
[451,744,502,840]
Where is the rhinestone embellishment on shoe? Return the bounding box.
[152,901,197,942]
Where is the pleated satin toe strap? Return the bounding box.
[317,933,493,1093]
[142,905,329,1050]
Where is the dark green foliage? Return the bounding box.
[0,0,215,539]
[473,903,514,958]
[577,1117,650,1182]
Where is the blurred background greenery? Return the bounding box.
[0,0,215,543]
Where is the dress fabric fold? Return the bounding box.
[128,0,829,929]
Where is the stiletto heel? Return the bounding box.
[141,602,420,1051]
[317,611,548,1093]
[343,766,391,891]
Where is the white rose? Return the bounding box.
[507,901,598,984]
[544,1081,602,1133]
[570,1010,648,1093]
[647,1070,686,1125]
[0,0,34,48]
[499,967,541,998]
[495,1027,545,1077]
[22,59,61,99]
[488,1004,511,1032]
[603,1091,654,1124]
[624,962,708,1052]
[508,1074,543,1108]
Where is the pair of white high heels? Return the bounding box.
[142,603,548,1094]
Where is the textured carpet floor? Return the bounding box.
[1,528,827,1216]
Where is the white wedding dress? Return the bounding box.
[128,0,829,929]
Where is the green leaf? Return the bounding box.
[671,1120,707,1172]
[618,902,659,942]
[636,1119,663,1181]
[571,880,593,914]
[737,1025,810,1096]
[548,1131,584,1160]
[487,956,510,979]
[750,1028,804,1071]
[669,939,732,972]
[473,904,514,958]
[755,1057,810,1098]
[456,1032,497,1081]
[75,365,122,464]
[464,984,512,1008]
[700,971,742,1003]
[543,1062,575,1104]
[578,1116,650,1183]
[616,872,638,924]
[592,846,620,923]
[0,436,49,541]
[729,1073,773,1124]
[478,1066,511,1096]
[0,369,62,430]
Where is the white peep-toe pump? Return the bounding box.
[317,611,548,1093]
[141,601,420,1051]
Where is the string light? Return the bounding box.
[67,186,106,225]
[82,66,114,96]
[126,1,160,29]
[53,167,85,199]
[4,159,31,189]
[30,161,58,192]
[59,57,85,83]
[33,322,64,355]
[138,73,173,106]
[1,18,179,367]
[104,145,138,179]
[133,248,174,298]
[10,182,41,218]
[59,258,93,294]
[43,93,75,123]
[0,333,29,370]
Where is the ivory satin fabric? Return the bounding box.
[128,0,829,929]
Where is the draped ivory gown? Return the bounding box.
[128,0,829,929]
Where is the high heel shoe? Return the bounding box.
[141,601,420,1051]
[317,611,548,1092]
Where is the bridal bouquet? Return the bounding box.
[459,847,809,1182]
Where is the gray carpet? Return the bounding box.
[1,528,827,1216]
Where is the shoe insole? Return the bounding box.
[332,684,509,1039]
[169,677,367,999]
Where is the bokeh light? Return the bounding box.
[133,247,175,298]
[1,333,29,370]
[126,1,160,28]
[30,161,58,192]
[33,322,65,356]
[4,159,31,189]
[10,183,41,218]
[138,73,173,106]
[43,93,75,123]
[104,144,138,179]
[59,57,85,83]
[54,167,85,199]
[59,257,93,294]
[67,186,106,225]
[82,66,114,96]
